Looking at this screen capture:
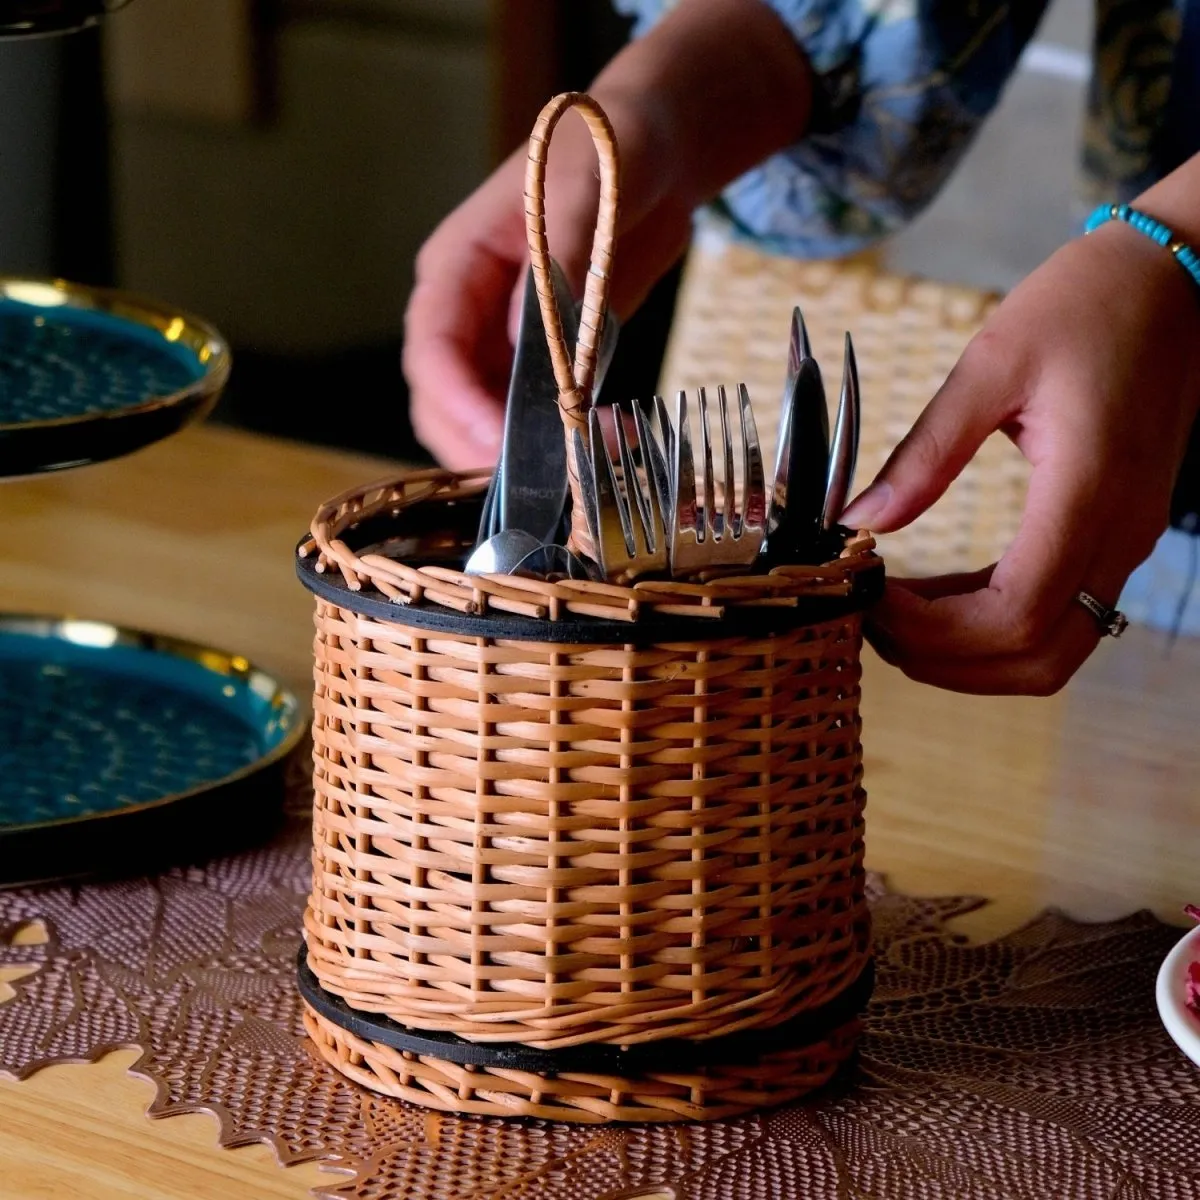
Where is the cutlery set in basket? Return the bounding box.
[295,93,884,1123]
[465,107,862,590]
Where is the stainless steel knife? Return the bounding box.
[473,260,579,547]
[496,260,581,544]
[768,305,807,533]
[477,261,618,548]
[765,306,829,561]
[821,332,860,531]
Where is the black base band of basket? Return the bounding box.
[297,951,875,1076]
[296,544,885,644]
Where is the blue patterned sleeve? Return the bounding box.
[612,0,1054,257]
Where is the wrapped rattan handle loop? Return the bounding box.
[525,91,620,558]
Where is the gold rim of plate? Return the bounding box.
[0,613,306,835]
[0,276,232,434]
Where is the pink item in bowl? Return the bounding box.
[1187,907,1200,1018]
[1157,910,1200,1068]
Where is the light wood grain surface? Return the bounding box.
[3,424,1198,1197]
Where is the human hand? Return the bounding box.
[841,221,1200,694]
[401,113,694,470]
[401,0,811,469]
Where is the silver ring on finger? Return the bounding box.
[1076,591,1129,638]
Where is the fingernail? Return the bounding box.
[840,481,892,529]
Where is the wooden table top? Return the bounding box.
[3,424,1198,1197]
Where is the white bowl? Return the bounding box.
[1156,924,1200,1067]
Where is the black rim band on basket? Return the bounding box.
[296,548,884,644]
[297,950,875,1075]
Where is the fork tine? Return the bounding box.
[572,428,601,554]
[820,332,861,532]
[739,382,767,530]
[605,408,639,557]
[590,407,635,557]
[631,401,668,556]
[651,394,676,519]
[673,391,696,530]
[652,393,675,484]
[636,399,671,533]
[698,387,715,545]
[717,384,736,538]
[613,405,651,558]
[672,389,698,567]
[737,385,749,537]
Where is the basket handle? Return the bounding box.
[524,91,620,558]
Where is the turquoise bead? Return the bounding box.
[1086,203,1200,297]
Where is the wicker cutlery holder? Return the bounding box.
[295,468,882,1123]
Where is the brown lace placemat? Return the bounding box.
[2,755,1198,1199]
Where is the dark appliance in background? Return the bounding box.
[0,1,113,285]
[0,0,113,36]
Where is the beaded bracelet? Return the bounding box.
[1085,203,1200,293]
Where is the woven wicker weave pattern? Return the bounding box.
[300,457,879,1120]
[301,467,880,623]
[302,1006,862,1123]
[659,236,1030,578]
[306,598,870,1048]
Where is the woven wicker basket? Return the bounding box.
[296,91,882,1123]
[295,468,881,1123]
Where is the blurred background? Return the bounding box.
[0,0,1090,464]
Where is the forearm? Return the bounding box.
[1085,151,1200,399]
[524,0,812,312]
[1135,150,1200,245]
[588,0,813,210]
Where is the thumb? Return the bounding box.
[840,346,1017,532]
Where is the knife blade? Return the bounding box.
[490,260,581,545]
[821,332,860,531]
[477,260,621,549]
[768,305,807,533]
[765,307,829,561]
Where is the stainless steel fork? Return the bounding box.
[572,402,670,584]
[670,384,767,574]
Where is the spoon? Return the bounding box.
[463,528,543,575]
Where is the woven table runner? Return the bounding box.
[2,751,1198,1200]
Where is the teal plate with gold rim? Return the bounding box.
[0,278,230,478]
[0,617,304,887]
